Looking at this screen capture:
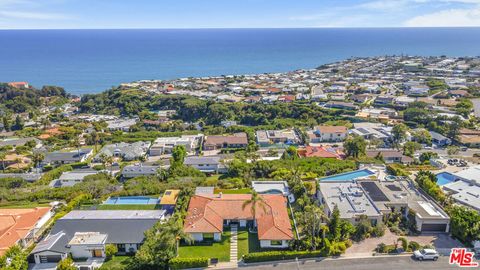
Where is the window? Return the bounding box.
[270,240,283,246]
[117,244,126,253]
[203,233,214,240]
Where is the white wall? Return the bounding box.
[71,244,105,259]
[34,251,67,264]
[260,240,289,248]
[190,233,204,242]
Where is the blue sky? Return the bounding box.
[0,0,480,29]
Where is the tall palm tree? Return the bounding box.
[164,218,193,255]
[31,152,45,171]
[242,191,267,228]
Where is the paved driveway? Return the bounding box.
[344,230,463,257]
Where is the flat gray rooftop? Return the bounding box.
[62,210,166,220]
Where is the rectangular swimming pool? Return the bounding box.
[435,172,456,186]
[320,169,375,182]
[104,196,160,205]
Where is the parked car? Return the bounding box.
[413,249,439,261]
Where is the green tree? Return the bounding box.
[392,123,408,148]
[171,145,187,166]
[0,245,28,270]
[403,141,421,157]
[328,205,341,241]
[31,152,45,170]
[0,151,6,173]
[344,136,366,158]
[419,152,438,163]
[13,115,24,131]
[56,257,76,270]
[282,146,298,160]
[447,145,460,156]
[105,244,118,258]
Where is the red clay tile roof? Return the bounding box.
[184,194,293,240]
[298,146,344,159]
[0,207,51,255]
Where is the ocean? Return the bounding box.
[1,28,479,95]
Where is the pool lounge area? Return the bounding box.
[319,169,376,182]
[435,172,456,186]
[104,196,160,205]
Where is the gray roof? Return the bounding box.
[31,210,165,254]
[0,137,40,147]
[195,186,215,195]
[44,148,93,163]
[121,165,159,175]
[184,156,221,165]
[95,142,150,161]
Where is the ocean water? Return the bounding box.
[0,28,479,95]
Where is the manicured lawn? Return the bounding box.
[99,256,132,270]
[0,201,51,209]
[237,229,262,259]
[178,230,231,262]
[214,188,252,194]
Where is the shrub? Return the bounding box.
[408,241,421,251]
[169,257,209,269]
[397,237,408,251]
[371,224,385,237]
[376,243,387,253]
[105,244,118,258]
[243,250,328,263]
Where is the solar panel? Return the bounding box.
[386,184,402,191]
[360,182,389,202]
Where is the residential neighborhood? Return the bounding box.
[0,55,479,269]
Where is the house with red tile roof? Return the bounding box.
[297,146,345,159]
[0,207,53,255]
[8,82,29,89]
[184,194,294,248]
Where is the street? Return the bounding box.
[237,256,462,270]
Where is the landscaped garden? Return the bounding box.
[99,256,132,270]
[178,230,232,262]
[237,229,262,259]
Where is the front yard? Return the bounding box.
[99,256,131,270]
[178,230,232,262]
[237,229,262,259]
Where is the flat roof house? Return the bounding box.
[203,133,248,151]
[184,194,294,248]
[184,156,226,173]
[256,129,301,147]
[358,179,450,232]
[442,165,480,212]
[149,134,202,156]
[31,210,165,267]
[317,181,383,226]
[307,126,347,143]
[0,207,53,256]
[49,169,99,188]
[366,150,414,164]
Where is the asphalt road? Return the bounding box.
[237,256,463,270]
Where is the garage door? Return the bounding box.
[40,255,62,263]
[421,223,447,232]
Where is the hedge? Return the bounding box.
[169,257,209,269]
[243,250,327,263]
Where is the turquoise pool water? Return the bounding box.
[436,172,456,186]
[104,196,159,205]
[320,169,375,182]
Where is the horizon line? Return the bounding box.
[1,26,480,31]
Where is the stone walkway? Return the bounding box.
[230,225,238,263]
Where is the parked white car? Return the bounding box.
[413,249,439,261]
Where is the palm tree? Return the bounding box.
[164,218,193,256]
[242,191,267,229]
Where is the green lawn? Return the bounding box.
[237,229,262,259]
[0,201,51,209]
[99,256,132,270]
[178,230,231,262]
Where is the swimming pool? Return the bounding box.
[104,196,160,205]
[320,169,375,182]
[435,172,456,186]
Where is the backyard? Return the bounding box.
[178,230,232,262]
